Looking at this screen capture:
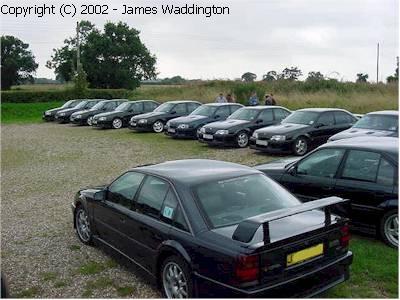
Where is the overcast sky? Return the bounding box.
[1,0,398,82]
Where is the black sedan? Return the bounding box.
[250,108,357,156]
[128,100,201,133]
[328,110,399,141]
[198,106,291,148]
[70,99,127,126]
[165,103,243,139]
[72,159,352,298]
[255,136,398,248]
[92,100,160,129]
[42,99,83,121]
[55,99,103,123]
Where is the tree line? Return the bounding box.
[1,20,399,90]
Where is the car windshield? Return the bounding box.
[190,105,217,117]
[353,115,398,132]
[228,108,259,121]
[90,102,107,110]
[74,101,89,109]
[282,111,319,125]
[115,102,132,111]
[61,100,77,108]
[154,103,175,112]
[194,174,300,228]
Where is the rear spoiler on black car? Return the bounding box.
[232,197,349,243]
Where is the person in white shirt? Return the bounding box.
[215,93,227,103]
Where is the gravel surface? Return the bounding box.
[1,123,275,298]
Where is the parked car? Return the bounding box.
[55,99,103,123]
[42,99,83,121]
[92,100,160,129]
[72,159,352,298]
[250,108,357,156]
[70,99,127,126]
[255,136,398,247]
[165,103,243,139]
[198,106,291,148]
[128,100,202,133]
[328,110,398,142]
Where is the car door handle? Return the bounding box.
[322,186,333,191]
[119,217,126,223]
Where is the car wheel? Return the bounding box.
[236,131,249,148]
[161,255,193,298]
[87,116,94,126]
[112,118,123,129]
[380,210,398,248]
[75,206,93,245]
[293,137,308,156]
[153,120,164,133]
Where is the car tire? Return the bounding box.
[87,116,94,126]
[153,120,164,133]
[112,118,123,129]
[160,255,193,298]
[75,206,93,245]
[379,210,398,248]
[236,131,249,148]
[293,136,309,156]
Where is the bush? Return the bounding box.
[232,83,265,105]
[1,89,128,103]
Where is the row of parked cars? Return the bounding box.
[44,98,398,297]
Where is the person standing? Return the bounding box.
[265,93,276,105]
[215,93,227,103]
[248,92,259,106]
[226,94,235,103]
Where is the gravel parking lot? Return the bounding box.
[1,123,272,298]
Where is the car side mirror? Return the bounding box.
[94,190,106,201]
[214,114,220,119]
[256,119,263,124]
[171,111,177,114]
[314,123,324,128]
[287,166,297,176]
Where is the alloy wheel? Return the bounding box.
[295,138,308,155]
[112,118,123,129]
[384,213,398,247]
[153,121,164,133]
[162,262,188,298]
[237,132,249,148]
[76,209,91,242]
[87,116,93,126]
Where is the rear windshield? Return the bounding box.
[282,111,319,125]
[354,115,398,132]
[193,174,300,228]
[228,108,259,121]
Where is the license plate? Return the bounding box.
[168,128,176,133]
[203,134,213,140]
[256,139,268,146]
[287,243,323,266]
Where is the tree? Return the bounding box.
[356,73,369,83]
[306,71,325,82]
[241,72,257,82]
[47,21,157,89]
[386,58,399,83]
[279,67,303,81]
[262,71,277,81]
[1,35,38,90]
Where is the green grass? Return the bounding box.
[1,101,63,124]
[77,259,117,275]
[14,286,40,298]
[69,244,81,251]
[40,271,58,281]
[115,286,135,297]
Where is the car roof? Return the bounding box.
[165,100,202,104]
[86,99,105,102]
[322,136,399,156]
[367,110,399,116]
[205,103,243,107]
[240,105,288,110]
[99,99,127,102]
[134,159,260,185]
[129,100,159,103]
[296,108,353,113]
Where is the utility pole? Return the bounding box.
[376,42,380,84]
[76,21,81,72]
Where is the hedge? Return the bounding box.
[1,89,129,103]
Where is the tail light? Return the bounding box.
[235,254,259,283]
[340,224,350,247]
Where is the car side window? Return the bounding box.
[215,106,231,119]
[259,109,274,122]
[136,176,170,218]
[230,105,241,114]
[144,102,155,111]
[86,102,97,109]
[341,150,380,182]
[187,103,200,113]
[274,109,290,121]
[377,158,394,186]
[174,104,187,114]
[160,189,189,231]
[108,172,145,208]
[317,112,335,126]
[297,148,345,178]
[104,102,116,110]
[132,102,143,112]
[334,112,353,124]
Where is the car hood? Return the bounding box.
[132,111,165,120]
[71,109,93,117]
[94,111,128,119]
[169,115,209,124]
[257,123,310,135]
[205,119,250,130]
[329,128,397,141]
[45,107,64,114]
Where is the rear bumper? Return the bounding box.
[249,137,294,153]
[194,251,353,297]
